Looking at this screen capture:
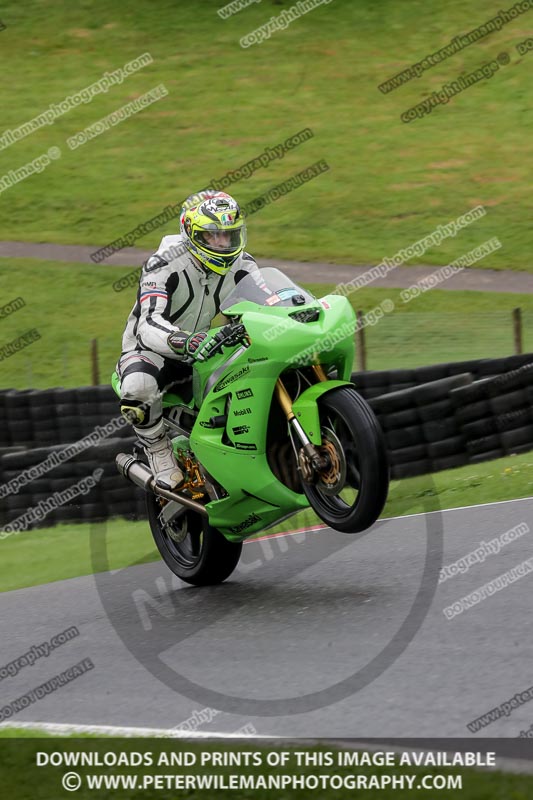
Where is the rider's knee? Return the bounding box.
[120,372,160,428]
[121,371,158,404]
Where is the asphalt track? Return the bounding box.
[1,496,532,738]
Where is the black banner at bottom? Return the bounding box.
[1,737,533,799]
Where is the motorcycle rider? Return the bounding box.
[117,191,263,491]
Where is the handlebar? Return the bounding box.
[206,323,248,359]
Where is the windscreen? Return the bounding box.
[221,268,315,311]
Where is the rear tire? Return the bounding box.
[146,494,242,585]
[302,387,389,533]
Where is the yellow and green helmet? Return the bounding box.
[182,194,246,275]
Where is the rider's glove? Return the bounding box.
[167,330,215,362]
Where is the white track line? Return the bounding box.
[0,721,268,738]
[382,493,533,521]
[249,495,533,543]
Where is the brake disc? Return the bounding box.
[315,426,347,495]
[167,517,189,544]
[157,499,189,543]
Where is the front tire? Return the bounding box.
[146,495,242,585]
[301,387,389,533]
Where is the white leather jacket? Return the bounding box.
[121,234,262,359]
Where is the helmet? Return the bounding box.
[181,194,246,275]
[179,190,232,235]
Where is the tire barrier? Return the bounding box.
[0,436,144,531]
[1,353,533,528]
[0,385,124,448]
[362,358,533,477]
[450,363,533,464]
[350,353,533,401]
[0,384,145,530]
[367,374,472,479]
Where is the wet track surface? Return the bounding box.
[1,497,532,737]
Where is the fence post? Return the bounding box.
[91,338,100,385]
[513,307,523,355]
[356,310,367,371]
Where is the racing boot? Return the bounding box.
[134,419,184,491]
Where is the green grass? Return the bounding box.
[1,259,532,388]
[1,740,532,799]
[0,0,531,268]
[0,729,100,738]
[305,281,533,370]
[2,451,531,594]
[0,516,155,593]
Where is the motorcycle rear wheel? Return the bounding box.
[146,496,242,585]
[301,386,389,533]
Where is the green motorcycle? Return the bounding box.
[113,268,389,585]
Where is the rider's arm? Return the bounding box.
[134,261,184,359]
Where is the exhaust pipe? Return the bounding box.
[116,454,152,490]
[116,453,208,517]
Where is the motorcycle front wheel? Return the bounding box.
[301,386,389,533]
[146,495,242,585]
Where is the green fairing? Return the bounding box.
[292,380,354,445]
[112,279,357,543]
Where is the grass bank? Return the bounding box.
[0,0,530,268]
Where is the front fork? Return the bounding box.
[275,367,329,473]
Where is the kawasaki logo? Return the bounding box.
[214,365,250,392]
[229,512,261,534]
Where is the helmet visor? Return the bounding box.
[193,223,246,255]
